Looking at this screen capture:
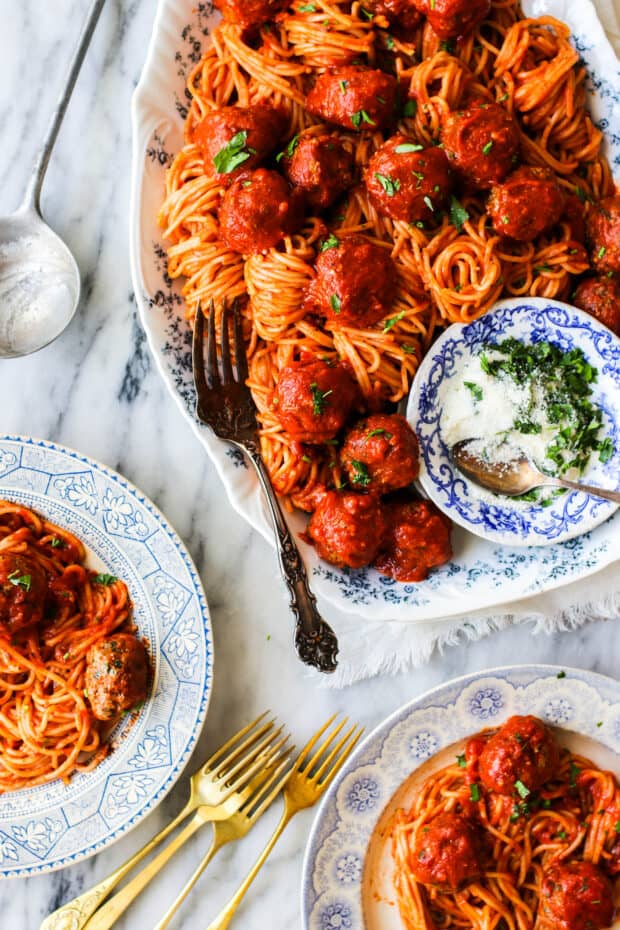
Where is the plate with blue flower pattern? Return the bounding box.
[0,436,213,877]
[407,298,620,547]
[301,665,620,930]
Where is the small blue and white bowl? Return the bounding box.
[407,298,620,547]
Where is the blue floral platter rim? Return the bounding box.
[407,298,620,547]
[0,435,214,877]
[301,664,620,930]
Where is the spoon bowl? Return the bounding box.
[0,209,80,358]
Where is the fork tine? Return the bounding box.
[232,297,249,384]
[303,716,349,775]
[204,713,271,772]
[192,302,209,411]
[206,298,220,388]
[245,754,293,821]
[218,725,285,786]
[312,723,362,784]
[220,298,234,384]
[294,713,339,773]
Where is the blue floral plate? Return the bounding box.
[407,298,620,546]
[301,665,620,930]
[0,436,213,877]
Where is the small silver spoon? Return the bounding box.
[0,0,106,358]
[451,438,620,504]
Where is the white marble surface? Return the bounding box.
[0,2,619,928]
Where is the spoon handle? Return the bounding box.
[552,476,620,504]
[23,0,107,213]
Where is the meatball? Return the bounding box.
[340,414,419,493]
[487,166,565,242]
[410,813,482,890]
[213,0,287,33]
[273,357,359,443]
[562,192,586,243]
[441,101,520,189]
[478,715,560,796]
[363,0,423,31]
[305,66,397,132]
[0,553,46,633]
[365,137,452,223]
[586,195,620,274]
[218,169,303,255]
[85,633,149,721]
[413,0,490,38]
[373,498,452,582]
[193,104,286,179]
[538,861,614,930]
[307,491,385,569]
[304,234,396,327]
[281,134,354,210]
[573,276,620,335]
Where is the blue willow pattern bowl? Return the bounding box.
[407,299,620,547]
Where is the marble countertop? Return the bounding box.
[1,2,619,928]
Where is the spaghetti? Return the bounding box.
[392,715,620,930]
[0,500,147,792]
[158,0,613,507]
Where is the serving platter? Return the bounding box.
[0,436,213,877]
[301,664,620,929]
[130,0,620,622]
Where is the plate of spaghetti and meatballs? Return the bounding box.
[301,665,620,930]
[131,0,620,619]
[0,436,213,877]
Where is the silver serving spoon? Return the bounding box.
[0,0,106,358]
[451,438,620,504]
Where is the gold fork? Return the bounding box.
[158,715,363,930]
[41,714,286,930]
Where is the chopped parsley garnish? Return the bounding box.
[301,454,312,464]
[557,670,566,678]
[598,437,614,463]
[310,383,332,416]
[402,344,416,354]
[330,293,342,314]
[423,195,434,212]
[449,195,469,232]
[569,762,581,788]
[339,79,348,93]
[510,801,530,821]
[598,246,607,259]
[213,131,256,174]
[320,233,340,251]
[498,92,509,102]
[470,783,481,802]
[93,573,118,586]
[514,419,542,435]
[515,780,530,799]
[556,830,568,839]
[351,109,375,129]
[276,134,300,162]
[464,381,483,402]
[359,6,374,19]
[440,38,455,53]
[456,753,467,768]
[383,310,405,332]
[482,140,494,155]
[50,537,64,548]
[241,180,252,188]
[366,428,393,440]
[403,99,417,118]
[350,459,372,486]
[8,571,31,591]
[384,34,395,50]
[394,142,424,154]
[374,173,401,196]
[615,821,620,834]
[298,3,316,10]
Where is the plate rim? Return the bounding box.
[0,433,214,877]
[300,662,620,928]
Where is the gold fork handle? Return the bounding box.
[153,832,225,930]
[40,800,195,930]
[83,810,207,930]
[205,807,295,930]
[245,447,339,674]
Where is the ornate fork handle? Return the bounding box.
[244,443,339,673]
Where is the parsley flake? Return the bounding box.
[330,293,342,314]
[349,459,372,486]
[213,131,256,174]
[394,142,424,154]
[464,381,483,402]
[320,233,340,252]
[310,383,332,416]
[449,195,469,232]
[8,571,31,591]
[482,140,494,155]
[93,573,118,586]
[351,109,375,129]
[374,173,401,197]
[515,780,530,799]
[383,310,405,332]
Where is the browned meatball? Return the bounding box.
[213,0,288,33]
[365,136,452,223]
[307,491,385,569]
[363,0,423,30]
[573,276,620,335]
[586,195,620,274]
[193,104,286,179]
[0,553,46,633]
[373,497,452,582]
[538,861,615,930]
[281,134,354,210]
[441,101,520,189]
[340,414,419,493]
[218,169,303,254]
[410,813,482,890]
[272,357,360,443]
[487,166,565,242]
[304,235,397,327]
[478,715,560,796]
[85,634,149,721]
[413,0,490,37]
[562,192,587,243]
[305,66,397,132]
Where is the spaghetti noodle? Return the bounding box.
[0,500,147,792]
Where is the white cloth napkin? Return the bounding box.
[323,0,620,688]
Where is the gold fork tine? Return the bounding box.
[205,712,269,771]
[245,755,294,821]
[294,712,339,771]
[313,726,364,787]
[221,732,290,795]
[214,722,281,784]
[303,716,349,776]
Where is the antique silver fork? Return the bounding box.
[192,298,338,673]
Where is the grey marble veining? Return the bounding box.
[0,1,619,928]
